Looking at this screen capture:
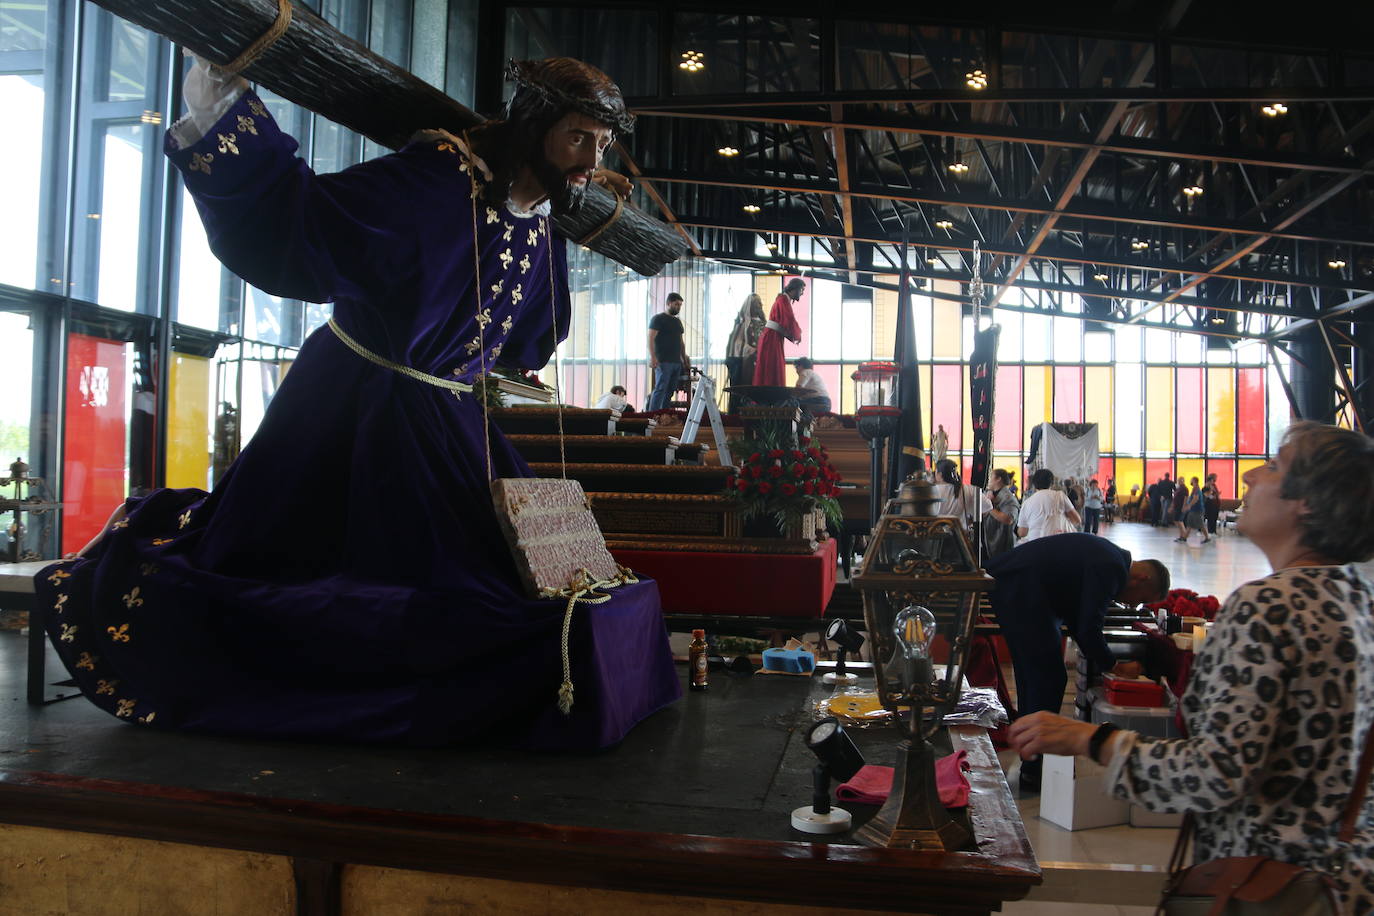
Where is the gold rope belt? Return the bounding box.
[327,318,474,395]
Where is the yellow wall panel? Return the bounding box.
[871,278,898,360]
[1176,457,1206,492]
[1114,457,1145,504]
[1145,366,1174,453]
[1237,458,1266,499]
[167,354,212,490]
[933,299,962,360]
[1085,366,1113,451]
[1022,367,1045,446]
[1207,367,1236,454]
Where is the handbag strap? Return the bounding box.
[1340,717,1374,843]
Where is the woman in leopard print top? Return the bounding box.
[1010,422,1374,914]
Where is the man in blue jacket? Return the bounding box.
[987,533,1168,789]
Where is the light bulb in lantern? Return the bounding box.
[894,605,936,659]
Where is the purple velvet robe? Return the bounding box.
[32,91,680,748]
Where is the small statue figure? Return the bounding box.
[930,424,948,465]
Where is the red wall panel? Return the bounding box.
[1053,365,1082,422]
[1237,368,1266,454]
[994,365,1022,452]
[63,334,127,555]
[1206,459,1237,501]
[932,364,963,451]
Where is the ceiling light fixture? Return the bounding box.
[934,219,954,230]
[1329,258,1347,269]
[947,160,969,174]
[1093,272,1109,282]
[766,241,778,250]
[965,69,988,90]
[679,50,705,72]
[1260,102,1288,117]
[1131,239,1149,251]
[742,203,761,214]
[1182,184,1203,198]
[140,110,162,125]
[717,145,739,157]
[927,256,940,265]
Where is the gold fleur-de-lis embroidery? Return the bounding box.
[464,337,481,355]
[248,99,267,118]
[491,344,503,358]
[107,623,131,643]
[75,652,97,671]
[53,594,68,612]
[48,569,71,586]
[178,509,192,529]
[485,207,500,224]
[111,518,129,530]
[236,115,258,136]
[502,222,514,242]
[137,712,156,725]
[475,308,493,328]
[217,132,239,155]
[115,699,136,718]
[490,280,503,296]
[189,152,214,175]
[499,248,514,270]
[527,229,539,246]
[436,141,456,154]
[510,284,523,304]
[96,679,118,695]
[152,538,173,546]
[140,562,158,576]
[519,253,532,274]
[501,315,514,334]
[538,219,547,236]
[59,624,77,642]
[122,587,144,609]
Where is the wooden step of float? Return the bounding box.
[490,406,615,437]
[585,492,740,540]
[613,417,656,436]
[509,435,704,465]
[527,462,732,495]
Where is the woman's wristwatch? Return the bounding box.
[1088,722,1120,763]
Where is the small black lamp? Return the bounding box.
[822,618,865,685]
[791,716,866,834]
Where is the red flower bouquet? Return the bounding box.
[1146,588,1222,621]
[725,434,843,529]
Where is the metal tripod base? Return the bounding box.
[854,736,972,851]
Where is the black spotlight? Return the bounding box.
[791,716,866,834]
[823,618,866,685]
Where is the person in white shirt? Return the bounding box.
[931,458,992,538]
[594,384,630,412]
[793,357,831,414]
[1016,468,1080,543]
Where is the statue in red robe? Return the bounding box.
[751,278,805,386]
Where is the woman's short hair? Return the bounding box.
[1031,468,1055,490]
[1280,421,1374,562]
[991,468,1011,485]
[794,357,813,370]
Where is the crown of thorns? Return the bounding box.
[505,58,636,135]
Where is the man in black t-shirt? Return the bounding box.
[647,292,688,410]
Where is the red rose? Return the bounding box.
[790,462,805,478]
[832,471,842,482]
[749,452,761,463]
[749,466,763,479]
[769,465,784,478]
[803,480,816,495]
[758,481,772,495]
[768,449,784,459]
[780,483,797,496]
[799,436,811,446]
[806,447,821,459]
[736,479,750,492]
[791,450,804,460]
[805,466,820,479]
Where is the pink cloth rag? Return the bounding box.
[834,750,971,809]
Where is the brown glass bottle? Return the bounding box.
[688,629,709,691]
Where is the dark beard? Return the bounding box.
[533,153,587,218]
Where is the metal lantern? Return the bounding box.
[851,482,994,851]
[851,360,901,442]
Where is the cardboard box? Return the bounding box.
[1130,805,1184,828]
[1039,753,1130,831]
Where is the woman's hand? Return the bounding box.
[1007,711,1096,760]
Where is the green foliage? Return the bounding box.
[0,421,30,465]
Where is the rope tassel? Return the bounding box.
[542,566,638,715]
